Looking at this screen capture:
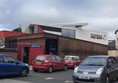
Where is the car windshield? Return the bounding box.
[35,56,46,61]
[82,57,107,66]
[64,57,72,60]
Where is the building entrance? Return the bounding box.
[45,38,58,55]
[22,47,29,63]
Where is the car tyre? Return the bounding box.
[73,81,79,83]
[73,64,77,69]
[64,65,67,71]
[48,66,53,73]
[21,68,28,77]
[105,76,111,83]
[33,69,38,72]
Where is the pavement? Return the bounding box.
[29,65,32,70]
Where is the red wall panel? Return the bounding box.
[29,47,44,65]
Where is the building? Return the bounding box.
[108,30,118,56]
[21,23,108,45]
[5,23,108,64]
[0,30,26,57]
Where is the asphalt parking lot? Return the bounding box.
[0,70,118,83]
[0,70,73,83]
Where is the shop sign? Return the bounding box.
[90,34,107,40]
[31,44,41,48]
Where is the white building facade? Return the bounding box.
[21,23,108,45]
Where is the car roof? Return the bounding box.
[88,55,109,58]
[0,54,10,56]
[36,55,57,57]
[65,55,79,57]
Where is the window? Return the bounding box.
[56,56,61,61]
[82,57,107,66]
[35,56,46,61]
[34,25,38,33]
[72,57,80,60]
[62,29,75,38]
[0,56,4,62]
[3,56,16,64]
[50,56,56,61]
[64,57,72,60]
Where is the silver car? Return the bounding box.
[73,55,118,83]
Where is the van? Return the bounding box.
[73,55,118,83]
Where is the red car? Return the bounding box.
[64,55,81,69]
[32,55,67,73]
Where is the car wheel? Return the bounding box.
[73,64,77,69]
[73,80,79,83]
[64,65,67,71]
[105,76,110,83]
[33,69,38,72]
[48,66,53,73]
[21,68,28,77]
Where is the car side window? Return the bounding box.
[108,58,117,69]
[3,56,16,64]
[48,56,52,60]
[73,57,80,60]
[56,56,61,61]
[111,58,116,65]
[0,56,4,62]
[50,56,56,61]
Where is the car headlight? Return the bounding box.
[25,63,29,66]
[96,68,103,75]
[74,67,78,73]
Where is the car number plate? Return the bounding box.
[36,62,41,64]
[83,72,88,74]
[79,76,90,79]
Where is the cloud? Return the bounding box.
[0,0,117,40]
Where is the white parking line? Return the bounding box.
[65,80,73,83]
[45,77,54,80]
[0,79,32,83]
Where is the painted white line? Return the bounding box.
[1,79,32,83]
[65,80,73,83]
[45,77,54,80]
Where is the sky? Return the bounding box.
[0,0,117,40]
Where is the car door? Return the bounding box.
[55,56,64,69]
[0,56,7,75]
[73,57,81,66]
[50,56,59,70]
[110,57,117,79]
[3,56,20,75]
[107,57,116,80]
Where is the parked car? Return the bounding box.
[64,55,81,69]
[0,54,29,77]
[73,55,118,83]
[32,55,67,73]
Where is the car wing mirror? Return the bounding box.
[107,62,111,68]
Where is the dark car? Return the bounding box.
[73,55,118,83]
[32,55,67,73]
[64,55,81,69]
[0,54,29,77]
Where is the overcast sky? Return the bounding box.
[0,0,117,40]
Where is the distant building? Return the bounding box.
[108,30,118,56]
